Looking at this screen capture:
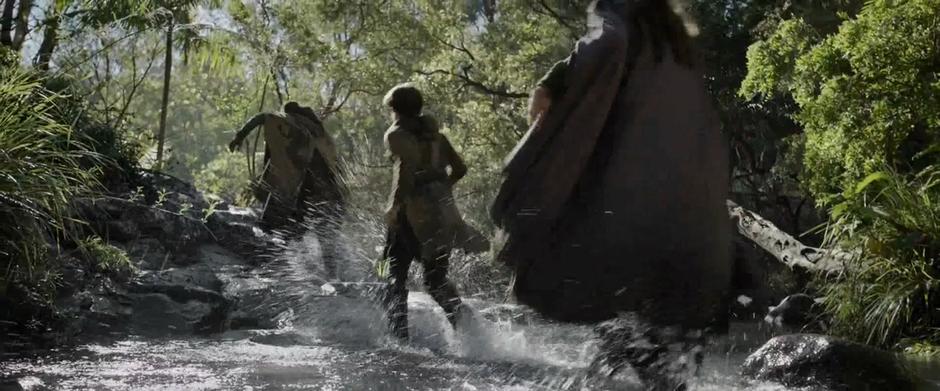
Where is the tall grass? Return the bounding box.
[0,67,102,298]
[819,165,940,348]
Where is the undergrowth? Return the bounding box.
[0,64,140,304]
[0,67,102,299]
[77,236,136,277]
[818,165,940,349]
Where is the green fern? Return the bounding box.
[0,67,102,298]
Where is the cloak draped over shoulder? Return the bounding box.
[491,7,731,329]
[259,111,345,209]
[385,115,489,256]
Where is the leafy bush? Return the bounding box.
[42,76,143,187]
[743,0,940,348]
[77,236,135,276]
[194,151,252,205]
[0,68,102,298]
[819,166,940,348]
[0,46,17,69]
[741,0,940,204]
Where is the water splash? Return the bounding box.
[5,211,938,390]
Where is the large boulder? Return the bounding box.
[742,334,919,390]
[124,244,259,335]
[206,206,271,258]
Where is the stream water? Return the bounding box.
[2,229,939,390]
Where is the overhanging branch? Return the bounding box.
[415,68,527,99]
[728,200,853,273]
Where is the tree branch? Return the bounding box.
[728,199,852,273]
[430,33,476,62]
[113,37,160,128]
[415,68,527,99]
[531,0,580,38]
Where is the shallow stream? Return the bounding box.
[2,232,938,390]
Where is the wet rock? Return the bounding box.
[226,287,283,331]
[128,265,230,333]
[58,262,90,295]
[102,219,140,242]
[765,293,824,331]
[120,244,262,335]
[209,206,258,228]
[228,311,274,330]
[127,293,218,336]
[249,331,319,346]
[742,334,918,390]
[72,197,125,223]
[138,172,209,208]
[54,271,134,338]
[132,266,224,295]
[121,203,208,253]
[0,380,25,391]
[4,171,278,351]
[73,294,133,336]
[117,238,170,270]
[207,207,270,256]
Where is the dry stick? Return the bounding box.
[727,200,853,273]
[112,35,161,129]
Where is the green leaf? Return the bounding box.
[831,201,850,219]
[855,171,890,194]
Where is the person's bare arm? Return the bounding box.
[442,136,467,186]
[528,56,571,125]
[229,113,267,152]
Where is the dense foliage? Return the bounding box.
[823,167,940,348]
[0,65,101,297]
[741,0,940,203]
[742,0,940,348]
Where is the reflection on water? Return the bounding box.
[0,295,819,390]
[2,226,938,390]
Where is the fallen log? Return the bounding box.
[727,200,853,273]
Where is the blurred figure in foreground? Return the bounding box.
[491,0,731,388]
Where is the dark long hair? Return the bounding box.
[590,0,696,68]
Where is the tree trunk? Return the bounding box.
[34,12,58,70]
[156,23,173,169]
[727,200,852,273]
[10,0,30,50]
[1,0,16,47]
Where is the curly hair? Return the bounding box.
[383,83,423,118]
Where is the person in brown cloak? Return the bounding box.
[491,0,730,388]
[229,102,347,278]
[379,84,476,341]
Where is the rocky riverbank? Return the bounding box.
[0,172,275,354]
